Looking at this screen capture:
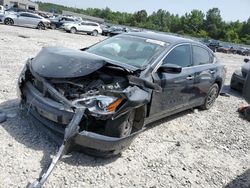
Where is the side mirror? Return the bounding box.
[244,58,249,63]
[158,64,182,74]
[243,69,250,104]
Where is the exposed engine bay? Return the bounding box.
[51,67,128,100]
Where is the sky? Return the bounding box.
[39,0,250,22]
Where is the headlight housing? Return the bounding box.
[72,95,122,115]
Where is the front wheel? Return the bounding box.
[4,18,14,25]
[105,110,135,138]
[200,83,219,110]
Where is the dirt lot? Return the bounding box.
[0,24,249,188]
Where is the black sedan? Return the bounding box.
[18,32,226,158]
[236,47,250,56]
[49,16,76,30]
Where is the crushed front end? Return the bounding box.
[18,47,152,157]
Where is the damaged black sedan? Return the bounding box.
[18,32,226,158]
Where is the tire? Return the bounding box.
[200,83,219,110]
[105,110,135,138]
[37,22,45,30]
[4,18,14,25]
[70,27,77,34]
[245,108,250,122]
[92,30,98,36]
[81,147,121,158]
[50,23,56,30]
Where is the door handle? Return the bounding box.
[186,75,194,80]
[210,70,216,74]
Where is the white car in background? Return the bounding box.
[62,21,102,36]
[3,12,50,29]
[0,5,5,22]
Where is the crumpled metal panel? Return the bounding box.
[31,47,106,78]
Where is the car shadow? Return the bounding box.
[224,169,250,188]
[145,109,193,131]
[0,99,118,174]
[221,85,243,99]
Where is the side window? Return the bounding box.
[20,13,29,17]
[193,46,212,66]
[163,45,192,67]
[65,18,74,22]
[81,22,87,25]
[30,14,40,19]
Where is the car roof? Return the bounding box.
[125,31,193,44]
[82,20,99,24]
[19,11,41,17]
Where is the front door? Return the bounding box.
[150,44,196,117]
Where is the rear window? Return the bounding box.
[193,45,212,66]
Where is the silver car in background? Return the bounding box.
[3,12,50,30]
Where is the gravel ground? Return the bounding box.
[0,24,249,188]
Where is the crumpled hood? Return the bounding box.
[31,47,107,78]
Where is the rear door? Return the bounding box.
[78,22,89,32]
[190,45,217,105]
[16,13,33,27]
[27,14,41,27]
[150,44,196,117]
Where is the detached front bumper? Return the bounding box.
[21,81,140,156]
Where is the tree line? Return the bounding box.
[37,2,250,45]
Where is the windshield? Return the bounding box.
[86,35,167,68]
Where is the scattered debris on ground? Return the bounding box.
[0,25,249,188]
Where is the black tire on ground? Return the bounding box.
[200,83,219,110]
[92,30,98,36]
[105,110,135,138]
[81,147,121,158]
[70,27,77,34]
[87,33,91,35]
[37,22,45,30]
[4,18,14,25]
[245,107,250,122]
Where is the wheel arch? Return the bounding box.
[4,17,14,24]
[214,78,223,95]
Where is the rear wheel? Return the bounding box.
[37,22,45,30]
[4,18,14,25]
[200,83,219,110]
[92,30,98,36]
[50,23,56,30]
[70,27,77,34]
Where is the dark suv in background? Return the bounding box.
[49,16,77,29]
[201,39,220,52]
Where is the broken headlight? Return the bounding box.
[72,95,122,115]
